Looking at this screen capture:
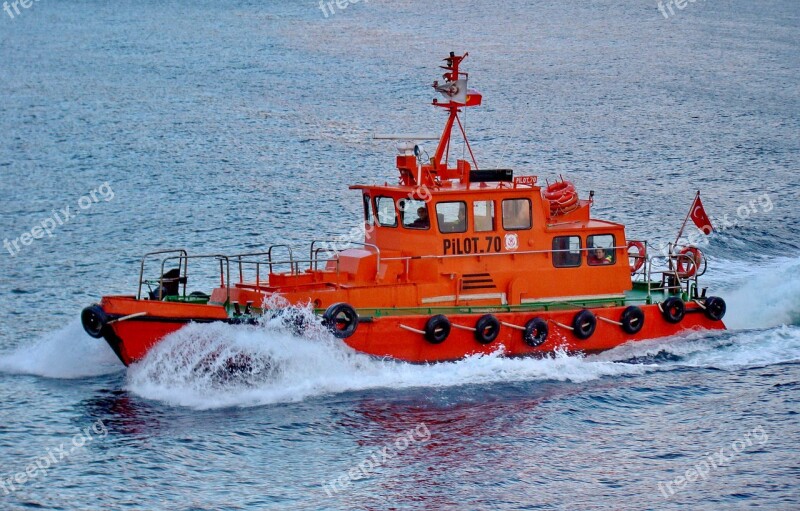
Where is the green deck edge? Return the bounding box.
[161,280,691,319]
[314,289,682,318]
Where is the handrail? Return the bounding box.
[642,242,704,299]
[309,240,381,274]
[222,247,297,286]
[159,254,230,304]
[137,249,187,300]
[229,251,271,284]
[267,245,294,274]
[134,240,704,305]
[382,243,632,262]
[311,248,330,272]
[233,256,337,287]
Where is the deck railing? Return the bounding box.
[136,240,704,303]
[137,250,230,303]
[640,243,704,301]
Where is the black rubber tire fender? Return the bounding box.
[424,314,451,344]
[704,296,726,321]
[661,297,685,324]
[81,304,109,339]
[573,309,597,340]
[474,314,501,344]
[620,306,645,334]
[322,303,359,339]
[523,317,548,347]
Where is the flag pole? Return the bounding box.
[673,190,700,249]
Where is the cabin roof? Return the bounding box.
[545,218,625,231]
[349,183,541,195]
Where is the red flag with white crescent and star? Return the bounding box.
[690,194,713,234]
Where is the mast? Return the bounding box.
[393,52,482,187]
[431,52,480,172]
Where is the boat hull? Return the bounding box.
[86,296,725,366]
[344,304,725,361]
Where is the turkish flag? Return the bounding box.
[690,195,713,235]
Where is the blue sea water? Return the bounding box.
[1,0,799,509]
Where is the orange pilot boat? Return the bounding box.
[81,52,727,367]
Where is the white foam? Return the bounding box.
[594,326,800,370]
[710,256,800,329]
[126,320,800,409]
[125,320,656,409]
[0,319,123,379]
[676,326,800,369]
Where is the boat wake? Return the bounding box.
[125,316,656,409]
[0,319,123,379]
[710,255,800,329]
[123,321,800,409]
[2,257,799,408]
[124,256,800,408]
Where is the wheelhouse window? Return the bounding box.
[436,201,467,233]
[363,194,374,225]
[587,234,616,266]
[474,200,495,232]
[400,198,430,230]
[552,236,581,268]
[376,196,397,227]
[502,198,531,230]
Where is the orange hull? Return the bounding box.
[92,296,724,366]
[344,304,725,360]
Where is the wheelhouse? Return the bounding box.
[351,176,631,307]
